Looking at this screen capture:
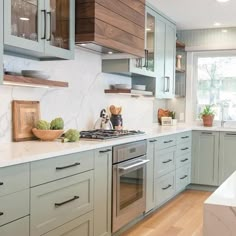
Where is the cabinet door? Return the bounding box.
[192,131,219,186]
[94,148,112,236]
[164,23,176,98]
[4,0,45,53]
[44,0,74,59]
[145,139,157,213]
[219,132,236,184]
[0,0,3,84]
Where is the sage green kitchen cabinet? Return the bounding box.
[191,131,219,186]
[4,0,74,59]
[94,148,112,236]
[0,0,3,84]
[146,138,157,213]
[219,132,236,184]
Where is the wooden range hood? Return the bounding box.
[75,0,145,57]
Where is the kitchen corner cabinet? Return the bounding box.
[94,148,112,236]
[0,0,3,84]
[219,132,236,184]
[4,0,74,59]
[191,131,219,186]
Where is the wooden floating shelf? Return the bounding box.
[104,89,153,97]
[175,68,186,73]
[176,40,185,49]
[3,75,69,88]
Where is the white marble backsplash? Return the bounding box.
[0,48,156,143]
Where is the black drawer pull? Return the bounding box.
[56,162,80,170]
[55,196,79,207]
[181,136,189,139]
[162,184,172,190]
[99,149,112,153]
[164,140,173,144]
[181,147,189,151]
[181,158,189,162]
[201,132,212,135]
[0,182,3,186]
[180,175,188,180]
[226,133,236,136]
[162,159,172,164]
[0,212,4,216]
[149,139,157,143]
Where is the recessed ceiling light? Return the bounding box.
[20,17,30,21]
[108,51,113,55]
[222,29,228,33]
[216,0,230,2]
[214,22,222,27]
[80,44,87,46]
[146,28,151,31]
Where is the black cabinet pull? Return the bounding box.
[181,147,189,151]
[55,196,79,207]
[201,132,212,135]
[162,159,172,164]
[99,149,112,153]
[181,136,189,139]
[41,10,46,39]
[56,162,80,170]
[47,11,52,41]
[149,139,157,143]
[226,133,236,136]
[180,175,188,180]
[0,212,3,216]
[0,182,3,186]
[164,140,173,144]
[181,158,189,162]
[162,184,172,190]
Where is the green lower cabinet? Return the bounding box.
[219,132,236,184]
[0,0,3,84]
[42,212,93,236]
[94,148,112,236]
[0,216,29,236]
[191,131,219,186]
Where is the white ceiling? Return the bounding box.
[148,0,236,30]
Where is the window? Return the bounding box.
[194,51,236,121]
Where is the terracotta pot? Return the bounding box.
[202,115,214,127]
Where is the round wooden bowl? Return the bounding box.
[32,128,64,141]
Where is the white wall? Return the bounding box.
[0,48,157,143]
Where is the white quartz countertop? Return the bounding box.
[1,123,236,168]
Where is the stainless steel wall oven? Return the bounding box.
[112,140,148,233]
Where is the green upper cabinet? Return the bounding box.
[219,132,236,184]
[155,15,176,99]
[191,131,219,186]
[0,0,3,84]
[4,0,74,60]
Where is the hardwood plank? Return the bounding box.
[78,3,144,40]
[122,190,212,236]
[119,0,145,16]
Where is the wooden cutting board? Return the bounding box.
[12,100,40,141]
[158,109,170,124]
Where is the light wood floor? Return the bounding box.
[122,190,212,236]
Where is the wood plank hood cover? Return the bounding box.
[75,0,145,57]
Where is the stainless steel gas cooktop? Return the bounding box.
[79,129,145,140]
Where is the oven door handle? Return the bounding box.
[118,159,150,171]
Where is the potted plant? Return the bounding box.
[200,105,215,127]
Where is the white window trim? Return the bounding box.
[185,50,236,126]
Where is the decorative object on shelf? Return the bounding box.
[176,55,182,70]
[132,84,146,91]
[113,84,131,90]
[109,105,123,130]
[12,100,40,141]
[94,109,113,130]
[200,105,215,127]
[21,70,50,80]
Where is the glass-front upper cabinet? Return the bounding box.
[130,6,156,77]
[4,0,74,59]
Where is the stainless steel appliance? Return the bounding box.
[112,140,149,233]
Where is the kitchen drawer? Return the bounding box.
[0,189,29,226]
[0,163,29,197]
[31,150,94,186]
[155,146,176,178]
[176,165,191,192]
[176,141,191,157]
[177,131,192,144]
[155,171,175,206]
[0,216,29,236]
[42,212,93,236]
[31,171,94,236]
[176,153,191,169]
[156,134,176,150]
